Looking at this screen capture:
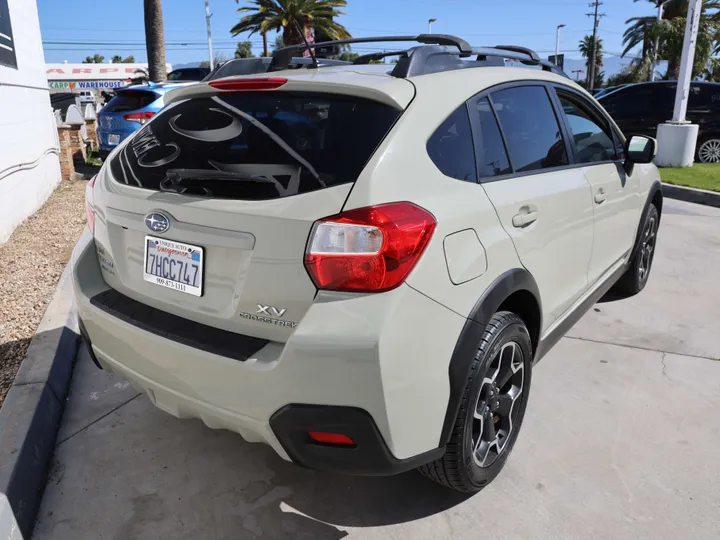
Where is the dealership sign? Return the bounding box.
[49,81,126,90]
[46,63,171,81]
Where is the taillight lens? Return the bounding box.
[85,175,97,233]
[304,202,436,293]
[123,111,155,124]
[208,77,288,91]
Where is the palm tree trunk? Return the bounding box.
[667,55,681,80]
[262,32,268,57]
[144,0,167,82]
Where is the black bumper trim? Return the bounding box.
[77,317,103,369]
[270,404,445,476]
[89,289,269,362]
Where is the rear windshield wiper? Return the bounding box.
[160,169,274,195]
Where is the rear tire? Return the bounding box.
[614,204,659,295]
[418,311,532,492]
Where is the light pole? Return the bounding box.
[428,18,437,33]
[205,0,214,71]
[572,69,584,81]
[555,24,566,66]
[650,0,672,82]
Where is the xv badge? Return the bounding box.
[257,305,287,318]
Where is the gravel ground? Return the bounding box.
[0,178,87,405]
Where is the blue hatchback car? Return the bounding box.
[97,82,195,158]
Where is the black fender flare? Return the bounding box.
[629,181,663,261]
[438,268,541,446]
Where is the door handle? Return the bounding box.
[594,188,607,204]
[512,210,539,228]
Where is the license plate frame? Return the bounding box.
[108,133,120,146]
[143,236,204,297]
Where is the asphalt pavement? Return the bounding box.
[33,199,720,540]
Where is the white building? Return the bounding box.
[0,0,61,243]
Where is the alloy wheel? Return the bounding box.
[698,139,720,164]
[638,214,657,282]
[472,341,524,468]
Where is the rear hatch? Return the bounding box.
[97,88,160,147]
[92,75,411,342]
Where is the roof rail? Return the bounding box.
[271,34,472,70]
[270,34,568,79]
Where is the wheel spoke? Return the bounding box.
[495,342,516,388]
[482,412,496,442]
[474,401,487,420]
[495,394,513,416]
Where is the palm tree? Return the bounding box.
[231,0,350,57]
[579,35,604,86]
[621,0,720,79]
[144,0,167,81]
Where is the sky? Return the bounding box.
[38,0,657,69]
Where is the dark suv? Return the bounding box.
[598,81,720,163]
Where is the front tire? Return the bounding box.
[614,204,659,295]
[418,311,532,492]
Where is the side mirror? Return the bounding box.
[624,135,656,174]
[626,135,655,164]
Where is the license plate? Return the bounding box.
[108,133,120,146]
[143,236,204,296]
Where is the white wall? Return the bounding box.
[0,0,61,244]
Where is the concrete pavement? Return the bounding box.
[33,199,720,540]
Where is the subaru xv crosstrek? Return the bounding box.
[74,36,662,492]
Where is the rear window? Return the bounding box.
[103,90,159,113]
[109,92,401,200]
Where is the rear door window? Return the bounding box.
[103,90,159,113]
[490,86,568,172]
[426,105,477,182]
[109,92,401,200]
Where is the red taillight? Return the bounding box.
[123,111,155,124]
[208,77,288,91]
[304,202,436,293]
[308,432,356,446]
[85,175,96,233]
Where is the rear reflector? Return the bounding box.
[304,202,436,293]
[308,432,356,446]
[123,111,155,124]
[208,77,288,91]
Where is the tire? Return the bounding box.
[614,204,659,295]
[418,311,532,492]
[696,136,720,164]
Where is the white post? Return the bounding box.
[654,0,703,167]
[672,0,702,123]
[205,0,214,70]
[555,24,565,66]
[428,18,436,33]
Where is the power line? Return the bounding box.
[586,0,606,90]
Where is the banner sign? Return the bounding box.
[0,0,17,69]
[49,81,126,90]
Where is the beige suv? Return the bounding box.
[73,35,662,492]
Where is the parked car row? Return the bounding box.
[596,81,720,163]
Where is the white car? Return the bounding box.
[73,35,662,492]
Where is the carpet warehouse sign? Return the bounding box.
[49,81,125,89]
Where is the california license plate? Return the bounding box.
[108,133,120,146]
[143,236,204,296]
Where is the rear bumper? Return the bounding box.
[72,233,464,474]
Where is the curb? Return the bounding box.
[0,264,79,538]
[661,182,720,208]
